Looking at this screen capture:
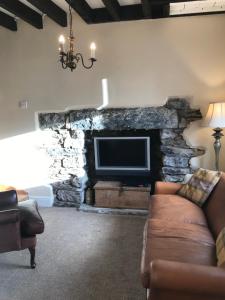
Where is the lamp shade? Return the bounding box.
[203,102,225,128]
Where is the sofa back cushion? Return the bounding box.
[203,172,225,239]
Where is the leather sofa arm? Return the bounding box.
[0,209,20,225]
[154,182,182,195]
[150,260,225,299]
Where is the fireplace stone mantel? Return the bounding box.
[39,98,205,207]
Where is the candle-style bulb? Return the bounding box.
[59,35,65,52]
[90,42,96,59]
[59,35,65,44]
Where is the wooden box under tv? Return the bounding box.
[94,181,150,209]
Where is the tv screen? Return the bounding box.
[94,137,150,172]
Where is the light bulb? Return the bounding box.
[59,35,65,53]
[90,42,96,59]
[59,35,65,44]
[90,42,96,50]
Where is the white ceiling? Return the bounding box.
[170,0,225,15]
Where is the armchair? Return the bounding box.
[0,190,44,268]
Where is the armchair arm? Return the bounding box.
[154,182,182,195]
[0,190,18,210]
[18,200,44,236]
[150,260,225,299]
[0,209,20,225]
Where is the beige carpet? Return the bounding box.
[0,208,146,300]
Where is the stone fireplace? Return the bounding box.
[39,98,205,207]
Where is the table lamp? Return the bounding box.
[203,102,225,171]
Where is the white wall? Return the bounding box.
[0,13,225,187]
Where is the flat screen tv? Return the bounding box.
[94,137,150,175]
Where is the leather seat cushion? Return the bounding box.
[150,194,208,226]
[141,219,216,288]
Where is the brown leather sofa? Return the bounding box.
[0,190,44,268]
[141,173,225,300]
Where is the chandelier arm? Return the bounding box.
[61,62,68,69]
[69,60,77,71]
[75,53,96,69]
[59,53,68,69]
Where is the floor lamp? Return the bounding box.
[203,102,225,171]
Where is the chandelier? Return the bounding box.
[58,4,97,71]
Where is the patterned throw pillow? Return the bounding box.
[177,168,221,207]
[216,227,225,267]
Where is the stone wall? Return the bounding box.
[39,98,205,207]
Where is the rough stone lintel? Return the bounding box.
[69,106,179,130]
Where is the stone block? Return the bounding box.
[66,138,85,150]
[70,107,179,130]
[49,158,62,169]
[71,130,85,139]
[161,145,205,158]
[39,113,66,130]
[69,110,95,130]
[163,156,189,168]
[162,167,191,175]
[160,129,177,140]
[52,180,75,193]
[55,189,81,207]
[161,137,187,147]
[165,98,190,110]
[62,156,85,169]
[179,108,202,122]
[163,174,185,182]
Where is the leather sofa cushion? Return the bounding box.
[203,173,225,239]
[141,219,216,289]
[18,200,44,236]
[150,194,208,226]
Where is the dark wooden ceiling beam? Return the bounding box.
[102,0,121,21]
[147,3,169,18]
[141,0,152,18]
[92,5,143,23]
[0,11,17,31]
[27,0,67,27]
[65,0,93,23]
[92,1,210,23]
[0,0,43,29]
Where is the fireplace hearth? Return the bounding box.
[39,98,205,207]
